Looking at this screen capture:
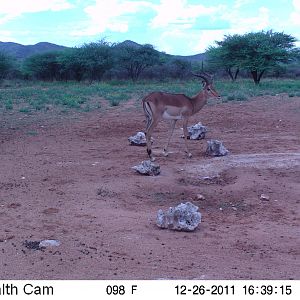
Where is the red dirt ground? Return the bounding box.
[0,94,299,280]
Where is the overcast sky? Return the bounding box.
[0,0,299,55]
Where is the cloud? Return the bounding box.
[151,0,271,55]
[150,0,223,29]
[233,0,253,9]
[71,0,153,36]
[290,0,300,25]
[193,30,232,53]
[0,30,16,42]
[0,0,73,24]
[220,6,270,32]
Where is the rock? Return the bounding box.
[206,140,229,156]
[260,194,270,201]
[39,239,61,247]
[128,131,147,146]
[132,160,160,176]
[196,194,206,200]
[156,202,201,231]
[187,122,208,140]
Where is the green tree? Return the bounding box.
[169,58,192,79]
[206,35,243,81]
[58,48,86,81]
[0,52,14,80]
[115,43,160,81]
[23,51,61,80]
[207,30,298,84]
[80,40,114,81]
[240,31,298,84]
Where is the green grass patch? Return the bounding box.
[0,79,299,115]
[216,78,300,101]
[19,107,31,113]
[4,99,13,110]
[26,130,38,136]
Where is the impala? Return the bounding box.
[142,73,220,161]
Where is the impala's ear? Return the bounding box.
[201,80,206,87]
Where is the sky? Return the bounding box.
[0,0,300,55]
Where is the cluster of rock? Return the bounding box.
[129,132,227,233]
[156,202,201,231]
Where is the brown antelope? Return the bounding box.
[142,73,220,161]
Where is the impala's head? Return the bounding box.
[192,72,221,99]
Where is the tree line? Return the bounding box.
[0,31,299,84]
[0,40,192,82]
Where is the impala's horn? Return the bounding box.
[191,72,213,85]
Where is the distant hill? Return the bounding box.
[175,53,207,62]
[0,40,205,62]
[0,42,67,60]
[116,40,142,48]
[116,40,206,62]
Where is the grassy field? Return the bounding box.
[0,78,300,115]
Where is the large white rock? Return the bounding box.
[156,202,201,231]
[206,140,229,156]
[132,160,160,176]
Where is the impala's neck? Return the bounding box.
[191,90,208,114]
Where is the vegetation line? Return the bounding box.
[0,79,299,115]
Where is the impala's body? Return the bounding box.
[142,73,220,160]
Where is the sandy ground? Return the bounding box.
[0,94,299,280]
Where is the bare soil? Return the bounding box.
[0,94,299,280]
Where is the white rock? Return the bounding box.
[128,132,149,146]
[156,202,201,231]
[132,160,160,176]
[39,239,61,247]
[187,122,208,140]
[196,194,206,200]
[206,140,229,156]
[260,194,270,201]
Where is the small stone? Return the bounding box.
[260,194,270,201]
[39,240,61,247]
[132,160,160,176]
[196,194,206,201]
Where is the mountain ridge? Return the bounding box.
[0,40,205,61]
[0,41,67,60]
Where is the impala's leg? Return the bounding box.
[145,120,158,161]
[143,100,156,161]
[183,118,192,158]
[163,119,177,157]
